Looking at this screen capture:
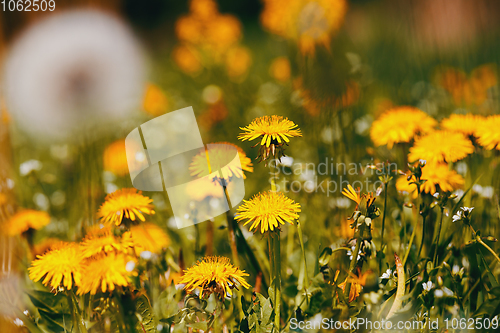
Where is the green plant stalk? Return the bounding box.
[433,207,445,267]
[273,233,281,332]
[345,224,363,301]
[379,179,388,272]
[296,220,310,301]
[417,215,426,258]
[470,225,500,266]
[112,291,135,333]
[403,187,420,266]
[386,253,405,319]
[223,186,240,267]
[67,290,88,333]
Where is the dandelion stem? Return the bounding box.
[404,187,421,266]
[296,220,309,303]
[345,225,363,301]
[379,175,388,272]
[417,215,426,258]
[225,208,240,266]
[273,233,282,331]
[433,207,445,267]
[470,225,500,266]
[67,290,88,333]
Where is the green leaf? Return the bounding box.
[37,308,73,333]
[260,298,273,326]
[188,321,208,331]
[318,247,332,266]
[135,295,156,333]
[26,290,70,313]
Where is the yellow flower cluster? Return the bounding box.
[408,130,474,164]
[29,189,170,295]
[173,0,251,78]
[435,64,497,107]
[4,209,50,236]
[180,256,250,300]
[396,163,464,197]
[370,106,437,149]
[261,0,347,55]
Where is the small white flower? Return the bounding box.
[380,269,393,280]
[433,192,440,198]
[453,189,464,200]
[278,156,294,167]
[435,287,454,298]
[452,265,460,275]
[13,318,24,327]
[140,251,152,260]
[481,186,494,199]
[20,160,42,176]
[347,246,361,261]
[462,207,474,213]
[452,211,462,223]
[125,261,136,272]
[422,281,434,292]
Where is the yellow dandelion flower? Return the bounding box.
[103,139,129,177]
[185,178,225,201]
[32,237,64,257]
[80,225,131,258]
[77,253,136,295]
[396,163,464,196]
[205,15,242,53]
[440,114,484,137]
[225,46,252,79]
[239,115,302,161]
[172,45,202,75]
[476,115,500,150]
[128,223,170,255]
[408,130,474,164]
[270,57,291,82]
[235,191,301,233]
[261,0,347,55]
[28,242,83,290]
[180,256,250,300]
[143,83,169,117]
[342,184,361,208]
[189,142,253,181]
[5,209,50,236]
[97,188,155,226]
[239,115,302,147]
[435,64,497,106]
[175,15,204,45]
[190,0,218,20]
[370,106,437,149]
[175,0,242,59]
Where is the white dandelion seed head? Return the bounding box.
[4,10,145,141]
